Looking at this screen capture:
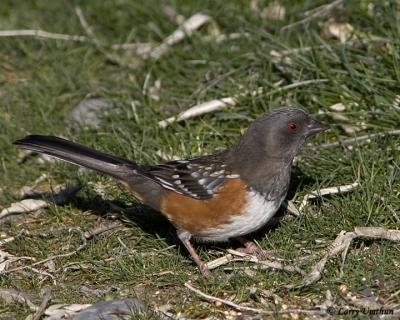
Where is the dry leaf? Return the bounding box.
[0,199,48,219]
[44,304,92,319]
[0,250,16,272]
[340,123,361,135]
[261,1,286,21]
[148,79,162,101]
[322,18,354,43]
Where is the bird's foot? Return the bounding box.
[235,237,267,260]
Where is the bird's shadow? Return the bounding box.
[68,165,318,258]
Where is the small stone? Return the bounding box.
[330,102,346,112]
[339,284,348,294]
[66,97,115,128]
[215,301,222,307]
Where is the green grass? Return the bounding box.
[1,0,399,319]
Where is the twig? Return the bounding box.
[83,222,121,239]
[0,288,38,311]
[299,181,359,211]
[27,266,55,281]
[206,249,305,275]
[314,130,400,149]
[150,13,211,60]
[0,29,89,42]
[281,0,344,31]
[159,79,328,127]
[29,287,52,320]
[159,97,235,128]
[114,13,211,59]
[185,282,266,314]
[184,283,327,315]
[285,227,400,289]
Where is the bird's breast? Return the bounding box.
[160,178,282,241]
[160,179,248,235]
[197,190,281,241]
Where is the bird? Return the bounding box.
[14,107,328,276]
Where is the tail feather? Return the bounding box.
[14,135,137,178]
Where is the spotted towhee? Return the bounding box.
[14,107,328,276]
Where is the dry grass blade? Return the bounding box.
[0,30,89,42]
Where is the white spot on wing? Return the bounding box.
[210,170,225,177]
[156,177,173,186]
[226,174,240,178]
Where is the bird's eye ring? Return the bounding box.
[288,122,297,132]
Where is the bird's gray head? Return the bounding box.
[233,107,328,162]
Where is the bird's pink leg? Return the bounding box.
[235,237,266,258]
[177,230,210,276]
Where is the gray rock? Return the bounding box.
[74,299,147,320]
[67,97,115,128]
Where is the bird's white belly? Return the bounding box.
[197,191,281,241]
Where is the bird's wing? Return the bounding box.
[139,156,240,200]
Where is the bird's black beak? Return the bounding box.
[306,118,329,137]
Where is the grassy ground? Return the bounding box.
[0,0,399,319]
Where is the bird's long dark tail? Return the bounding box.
[14,135,138,179]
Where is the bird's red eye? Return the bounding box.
[288,122,297,132]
